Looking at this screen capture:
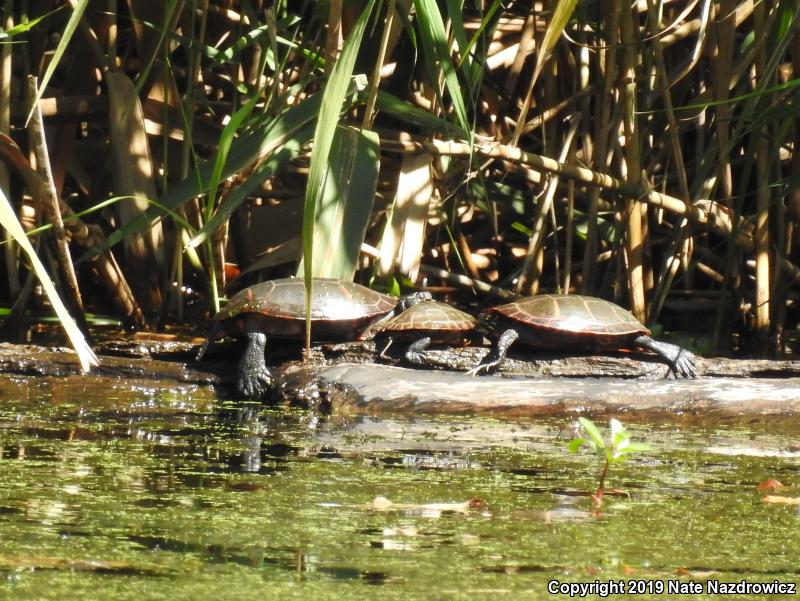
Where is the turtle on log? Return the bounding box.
[469,294,697,378]
[197,278,401,397]
[374,297,479,367]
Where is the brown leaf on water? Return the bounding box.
[756,479,784,492]
[762,495,800,505]
[676,567,719,578]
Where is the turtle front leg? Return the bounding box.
[405,336,433,366]
[467,329,519,376]
[237,322,274,398]
[633,335,697,379]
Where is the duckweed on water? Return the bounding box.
[0,383,799,600]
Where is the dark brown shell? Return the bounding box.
[491,294,648,337]
[378,300,477,333]
[216,278,397,323]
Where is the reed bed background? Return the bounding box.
[0,0,798,365]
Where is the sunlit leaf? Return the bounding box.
[577,417,605,450]
[0,6,63,40]
[78,94,322,264]
[567,438,588,454]
[0,187,98,371]
[412,0,471,137]
[301,0,377,346]
[299,126,380,280]
[530,0,579,89]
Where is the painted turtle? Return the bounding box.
[197,278,398,397]
[374,298,479,366]
[469,294,697,378]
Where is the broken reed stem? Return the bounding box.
[0,4,15,297]
[27,76,88,331]
[619,0,647,323]
[392,138,800,286]
[752,0,771,352]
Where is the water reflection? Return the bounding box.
[1,387,800,599]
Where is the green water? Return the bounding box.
[0,379,799,600]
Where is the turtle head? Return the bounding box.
[397,291,433,312]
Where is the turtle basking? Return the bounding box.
[469,294,697,378]
[374,297,479,367]
[197,278,403,397]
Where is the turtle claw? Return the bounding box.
[671,348,697,379]
[634,335,698,380]
[467,329,517,377]
[238,367,274,398]
[466,364,488,377]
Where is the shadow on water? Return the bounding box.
[1,377,800,599]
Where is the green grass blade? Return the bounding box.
[298,126,380,280]
[444,0,474,93]
[0,187,98,371]
[374,90,462,136]
[0,6,63,40]
[412,0,471,137]
[301,0,378,347]
[459,0,503,67]
[77,95,322,264]
[531,0,579,87]
[25,0,90,126]
[188,126,312,248]
[204,92,264,223]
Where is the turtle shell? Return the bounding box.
[378,300,477,333]
[214,278,397,339]
[491,294,648,338]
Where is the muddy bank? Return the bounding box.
[2,340,800,418]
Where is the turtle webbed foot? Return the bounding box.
[238,329,272,397]
[238,367,274,398]
[405,337,432,366]
[467,329,518,377]
[668,347,697,379]
[634,335,698,379]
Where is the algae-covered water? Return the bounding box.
[0,378,798,600]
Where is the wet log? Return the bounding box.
[274,361,800,419]
[2,341,800,419]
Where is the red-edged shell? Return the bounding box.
[216,278,397,323]
[378,300,477,333]
[490,294,648,337]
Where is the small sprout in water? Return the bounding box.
[567,417,650,507]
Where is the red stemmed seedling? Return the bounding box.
[567,417,650,509]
